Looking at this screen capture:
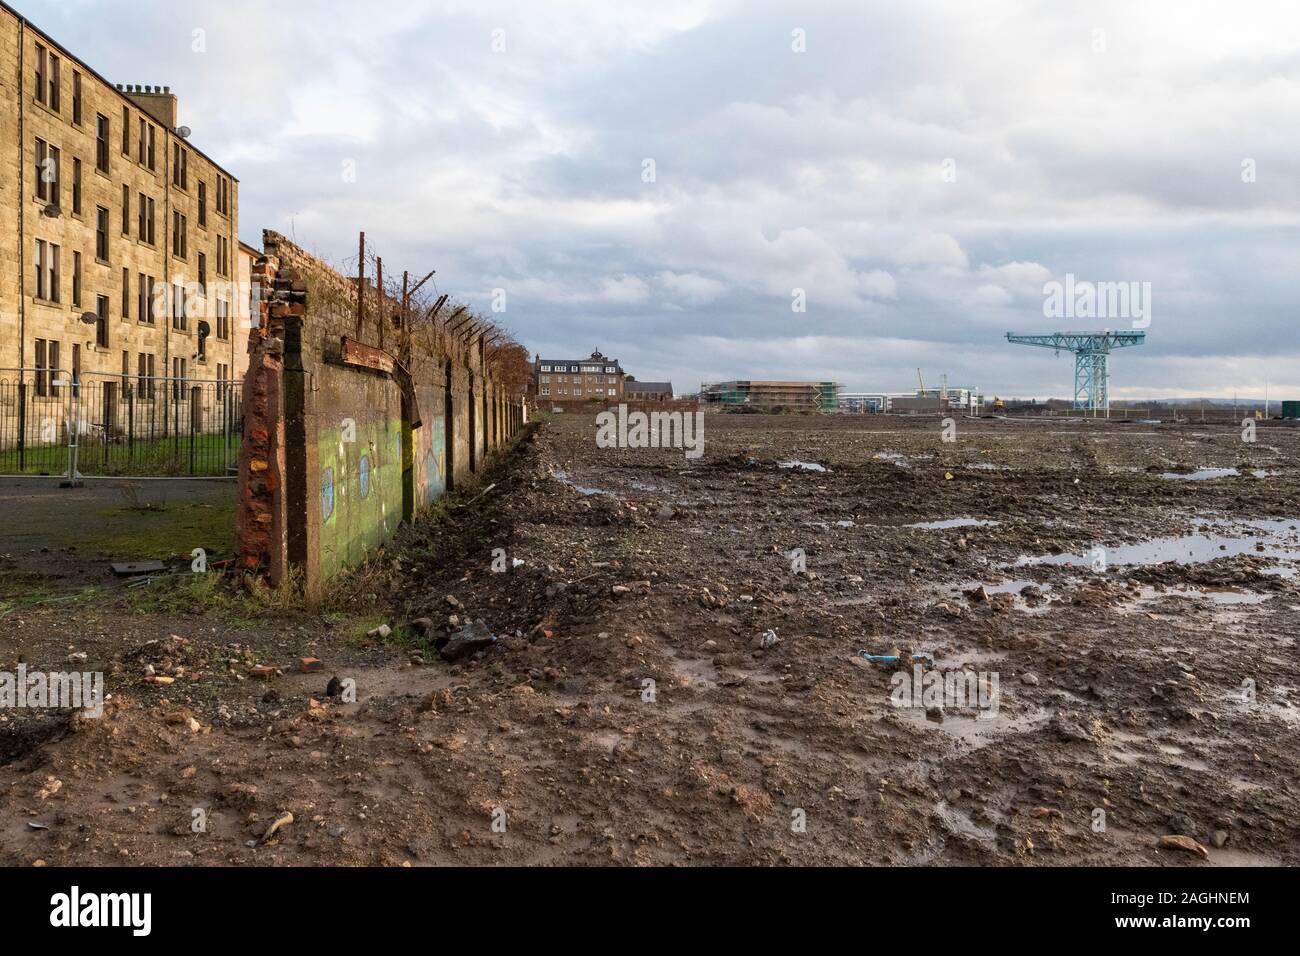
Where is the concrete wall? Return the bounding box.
[235,231,524,595]
[313,363,403,580]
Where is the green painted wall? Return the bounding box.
[316,413,402,580]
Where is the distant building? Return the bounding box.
[700,380,840,412]
[840,393,890,413]
[625,377,673,402]
[533,349,624,402]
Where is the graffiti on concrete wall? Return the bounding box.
[317,417,401,578]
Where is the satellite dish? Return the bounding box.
[42,203,61,218]
[79,311,100,325]
[176,126,192,139]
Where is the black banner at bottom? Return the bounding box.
[0,864,1275,942]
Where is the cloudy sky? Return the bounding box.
[25,0,1300,400]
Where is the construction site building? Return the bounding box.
[700,380,840,412]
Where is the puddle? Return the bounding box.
[1160,468,1277,481]
[1015,518,1300,569]
[909,517,1000,530]
[779,460,828,472]
[1132,586,1270,607]
[552,469,610,497]
[976,579,1048,597]
[895,705,1052,750]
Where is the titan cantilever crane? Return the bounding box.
[1005,330,1146,416]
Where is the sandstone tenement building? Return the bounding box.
[0,1,244,402]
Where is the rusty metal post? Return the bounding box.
[355,231,365,339]
[375,256,384,349]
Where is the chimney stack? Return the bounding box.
[123,83,178,129]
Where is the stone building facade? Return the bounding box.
[0,2,243,400]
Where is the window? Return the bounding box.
[121,106,130,155]
[121,351,129,390]
[540,387,550,396]
[95,206,109,262]
[35,340,60,398]
[72,158,81,215]
[72,251,81,308]
[173,144,188,189]
[539,375,550,383]
[34,44,47,106]
[35,139,48,201]
[71,344,80,394]
[147,124,156,170]
[34,241,45,300]
[172,357,187,400]
[48,145,60,206]
[34,240,59,302]
[73,72,82,125]
[138,117,146,165]
[122,184,130,234]
[48,53,60,111]
[540,365,551,372]
[607,376,616,384]
[215,176,229,215]
[138,273,156,325]
[608,388,616,396]
[95,114,109,173]
[122,267,130,319]
[95,295,109,348]
[197,252,207,294]
[198,182,207,227]
[217,363,229,403]
[35,47,60,111]
[147,197,156,244]
[216,298,229,340]
[171,283,186,331]
[137,353,155,399]
[605,365,616,373]
[172,211,187,259]
[216,235,229,276]
[138,195,156,245]
[35,339,52,397]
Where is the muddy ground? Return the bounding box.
[1,412,1298,866]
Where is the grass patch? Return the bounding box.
[0,433,237,477]
[80,499,235,560]
[0,579,106,619]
